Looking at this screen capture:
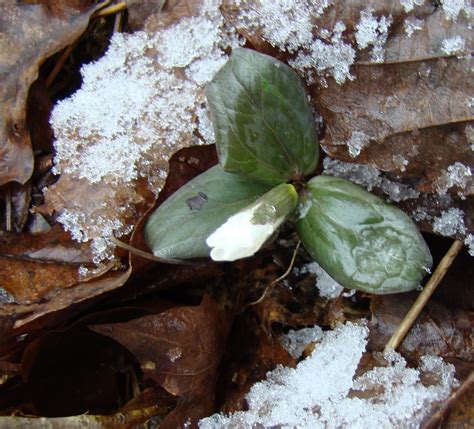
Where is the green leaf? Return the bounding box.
[206,48,319,185]
[296,176,433,294]
[144,165,271,259]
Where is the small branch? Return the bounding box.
[93,2,127,18]
[384,240,464,353]
[46,43,76,88]
[110,237,196,265]
[0,404,168,428]
[4,183,12,232]
[422,371,474,429]
[245,241,301,309]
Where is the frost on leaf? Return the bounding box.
[441,35,466,55]
[440,0,472,21]
[399,0,425,13]
[223,1,357,85]
[279,326,324,359]
[435,162,473,198]
[323,158,420,202]
[432,208,467,237]
[403,17,424,37]
[355,8,392,63]
[45,0,242,262]
[199,322,458,428]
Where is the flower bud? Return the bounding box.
[207,183,298,261]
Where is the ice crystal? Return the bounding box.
[432,208,466,236]
[232,0,328,53]
[355,8,393,63]
[297,261,344,298]
[323,158,420,202]
[345,130,370,158]
[466,124,474,151]
[441,0,472,20]
[199,322,458,428]
[399,0,425,13]
[230,1,355,85]
[404,17,424,37]
[49,0,242,262]
[290,21,356,85]
[441,35,466,55]
[0,288,15,304]
[465,234,474,256]
[279,326,324,359]
[435,162,472,197]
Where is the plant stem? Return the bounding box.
[94,2,127,18]
[384,239,464,353]
[245,241,301,309]
[110,236,196,265]
[46,43,76,88]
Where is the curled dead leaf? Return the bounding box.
[91,295,229,427]
[0,0,100,186]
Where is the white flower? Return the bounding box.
[206,203,285,261]
[206,183,298,261]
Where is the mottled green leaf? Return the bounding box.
[206,48,319,185]
[144,165,271,259]
[296,176,433,294]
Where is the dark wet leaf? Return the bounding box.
[206,48,319,185]
[144,165,270,259]
[0,0,100,186]
[91,295,229,427]
[296,176,432,294]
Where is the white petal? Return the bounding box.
[206,205,283,261]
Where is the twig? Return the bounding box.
[46,1,127,88]
[245,241,301,308]
[46,43,76,88]
[110,236,197,265]
[4,183,12,232]
[93,2,127,18]
[422,371,474,429]
[0,404,169,428]
[384,240,464,353]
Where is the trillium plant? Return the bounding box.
[144,48,433,294]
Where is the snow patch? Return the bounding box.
[355,8,393,63]
[280,326,324,359]
[432,208,466,236]
[441,0,472,21]
[441,35,466,55]
[296,261,344,298]
[399,0,425,13]
[0,288,15,304]
[404,17,424,37]
[199,322,458,428]
[435,162,472,198]
[323,158,420,202]
[231,1,355,85]
[345,130,370,158]
[289,21,356,85]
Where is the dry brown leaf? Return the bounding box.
[0,0,100,186]
[369,294,473,362]
[316,58,473,192]
[0,225,111,304]
[0,268,131,358]
[91,295,229,427]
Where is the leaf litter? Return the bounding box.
[0,0,472,427]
